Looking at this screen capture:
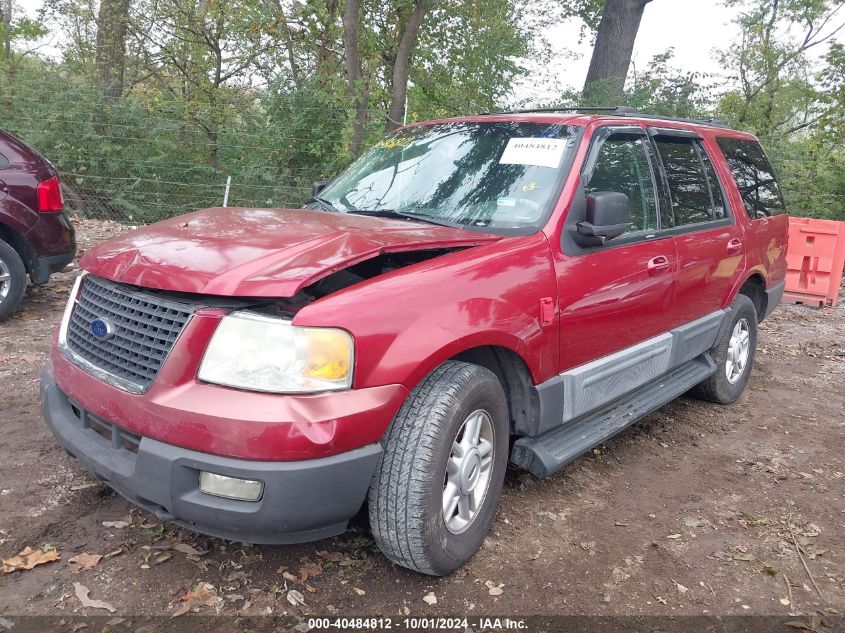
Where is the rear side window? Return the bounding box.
[653,137,716,226]
[584,133,658,234]
[699,148,726,220]
[716,138,786,218]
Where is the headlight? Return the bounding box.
[198,311,353,393]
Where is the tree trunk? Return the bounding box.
[342,0,368,155]
[2,0,11,60]
[385,1,433,131]
[582,0,652,102]
[95,0,130,101]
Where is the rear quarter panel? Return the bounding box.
[702,129,789,302]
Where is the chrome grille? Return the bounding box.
[65,275,193,391]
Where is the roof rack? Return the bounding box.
[477,105,731,128]
[478,106,639,116]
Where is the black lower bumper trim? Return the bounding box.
[41,366,382,544]
[31,250,76,285]
[764,280,786,320]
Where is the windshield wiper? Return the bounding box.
[307,196,340,213]
[348,209,465,229]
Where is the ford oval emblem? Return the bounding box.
[90,317,115,341]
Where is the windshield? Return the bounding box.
[316,121,579,232]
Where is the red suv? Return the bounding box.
[0,130,76,320]
[41,108,788,575]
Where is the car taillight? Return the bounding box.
[37,176,64,212]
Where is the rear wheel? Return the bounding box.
[0,239,26,322]
[691,293,758,404]
[368,361,509,575]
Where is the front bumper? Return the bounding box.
[41,366,382,544]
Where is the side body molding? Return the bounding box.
[531,310,725,436]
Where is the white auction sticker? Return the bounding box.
[499,137,566,169]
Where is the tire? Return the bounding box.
[690,293,758,404]
[368,361,509,576]
[0,238,27,322]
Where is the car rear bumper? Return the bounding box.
[41,366,382,544]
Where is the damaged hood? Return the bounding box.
[80,207,500,297]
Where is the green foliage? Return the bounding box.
[2,0,845,222]
[0,0,539,222]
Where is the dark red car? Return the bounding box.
[0,130,76,320]
[42,108,788,575]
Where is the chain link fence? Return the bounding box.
[3,73,843,223]
[58,172,314,222]
[0,73,358,224]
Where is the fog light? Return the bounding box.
[199,471,264,501]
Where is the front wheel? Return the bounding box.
[368,361,509,575]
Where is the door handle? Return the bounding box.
[727,238,743,253]
[647,255,671,275]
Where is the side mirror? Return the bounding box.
[312,180,329,197]
[576,192,630,243]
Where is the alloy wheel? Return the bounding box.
[442,409,495,534]
[725,318,751,384]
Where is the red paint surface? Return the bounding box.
[55,113,789,461]
[79,206,499,297]
[0,130,75,257]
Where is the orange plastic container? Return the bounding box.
[782,216,845,307]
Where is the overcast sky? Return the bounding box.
[546,2,739,89]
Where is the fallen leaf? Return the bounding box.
[73,583,115,613]
[579,541,596,551]
[173,543,204,557]
[614,521,629,527]
[784,619,819,631]
[422,592,437,605]
[732,553,757,562]
[102,521,130,529]
[171,582,221,618]
[666,534,682,539]
[317,550,344,562]
[675,582,688,594]
[761,562,777,576]
[67,553,102,574]
[352,587,366,596]
[70,483,98,492]
[2,546,60,574]
[297,561,323,582]
[287,589,306,607]
[485,581,505,596]
[282,571,298,583]
[780,598,791,606]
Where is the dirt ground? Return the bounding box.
[0,219,843,627]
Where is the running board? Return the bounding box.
[510,354,716,478]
